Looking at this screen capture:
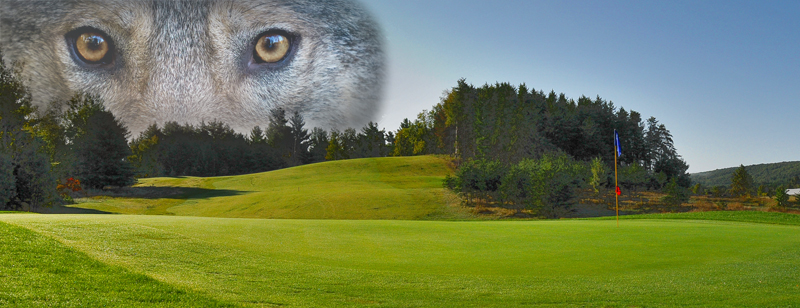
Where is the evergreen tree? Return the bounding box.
[356,121,387,158]
[69,96,135,189]
[265,107,292,164]
[249,126,266,144]
[730,165,753,197]
[288,111,310,165]
[308,127,329,163]
[661,178,689,210]
[773,186,789,209]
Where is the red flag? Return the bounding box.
[616,186,621,195]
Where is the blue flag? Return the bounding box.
[614,129,622,157]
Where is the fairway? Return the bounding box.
[2,213,799,307]
[68,156,467,220]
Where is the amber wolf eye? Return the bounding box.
[253,31,292,63]
[66,27,115,65]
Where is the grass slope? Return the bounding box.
[71,155,467,220]
[0,220,234,307]
[2,212,799,307]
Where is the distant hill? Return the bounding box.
[691,161,800,187]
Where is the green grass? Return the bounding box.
[2,212,799,307]
[69,156,469,220]
[594,210,800,226]
[0,220,235,307]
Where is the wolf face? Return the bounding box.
[0,0,383,135]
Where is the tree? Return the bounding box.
[0,153,14,205]
[356,121,388,158]
[730,165,753,197]
[660,178,689,211]
[69,96,136,189]
[325,130,347,160]
[288,111,310,165]
[0,48,59,210]
[691,183,702,195]
[249,126,266,144]
[265,107,292,164]
[589,157,605,193]
[128,124,162,178]
[773,186,789,209]
[308,127,329,163]
[498,153,583,218]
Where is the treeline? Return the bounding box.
[128,109,395,177]
[1,52,138,209]
[2,42,692,215]
[393,79,689,184]
[392,79,691,216]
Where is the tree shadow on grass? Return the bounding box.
[83,186,251,200]
[37,205,112,214]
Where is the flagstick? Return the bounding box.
[615,136,619,227]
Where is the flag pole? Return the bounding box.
[614,131,619,227]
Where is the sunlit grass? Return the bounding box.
[0,220,234,307]
[69,156,470,220]
[2,212,799,307]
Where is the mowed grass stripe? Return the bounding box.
[71,155,467,220]
[3,213,800,307]
[0,220,236,308]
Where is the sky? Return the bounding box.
[360,0,799,173]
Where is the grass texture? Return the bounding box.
[0,220,234,307]
[70,156,467,220]
[2,212,799,307]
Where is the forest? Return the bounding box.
[2,49,695,214]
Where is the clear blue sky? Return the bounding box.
[361,0,799,173]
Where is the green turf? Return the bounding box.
[0,220,235,307]
[2,212,799,307]
[69,156,469,220]
[594,210,800,226]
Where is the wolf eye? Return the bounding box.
[76,33,109,63]
[67,28,114,65]
[254,33,290,63]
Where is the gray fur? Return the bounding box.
[0,0,384,135]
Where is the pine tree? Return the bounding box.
[774,186,789,209]
[249,126,266,144]
[308,127,329,163]
[288,111,310,165]
[730,165,753,197]
[68,95,135,189]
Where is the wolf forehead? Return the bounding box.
[0,0,384,135]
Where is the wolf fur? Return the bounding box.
[0,0,383,135]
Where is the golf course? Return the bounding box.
[1,156,799,307]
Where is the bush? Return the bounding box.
[660,178,689,211]
[499,153,584,218]
[452,158,504,206]
[773,186,789,209]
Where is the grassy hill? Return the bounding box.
[68,155,470,220]
[1,211,799,307]
[691,161,800,187]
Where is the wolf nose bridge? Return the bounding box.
[146,3,217,119]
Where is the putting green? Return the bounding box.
[2,213,798,307]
